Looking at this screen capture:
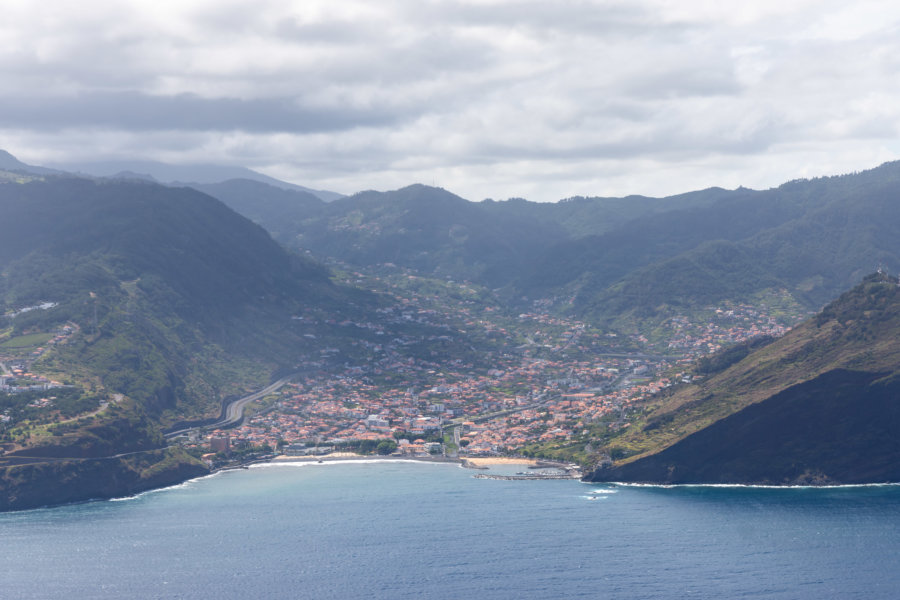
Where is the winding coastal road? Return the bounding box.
[164,374,297,439]
[0,447,172,467]
[0,373,300,469]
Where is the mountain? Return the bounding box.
[0,174,368,510]
[43,156,344,201]
[0,150,64,176]
[515,186,789,299]
[276,184,572,287]
[18,151,900,337]
[228,183,750,295]
[207,162,900,338]
[190,179,326,246]
[586,273,900,485]
[478,187,741,238]
[577,166,900,328]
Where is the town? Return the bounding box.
[0,321,75,394]
[184,269,804,464]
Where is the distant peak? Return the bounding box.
[0,149,25,167]
[0,150,62,175]
[111,171,159,183]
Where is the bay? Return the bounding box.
[1,460,899,599]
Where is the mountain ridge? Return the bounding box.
[11,150,900,338]
[0,174,371,509]
[45,157,344,201]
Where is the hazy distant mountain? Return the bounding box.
[576,163,900,327]
[282,184,572,287]
[110,170,159,182]
[223,162,900,333]
[190,179,326,245]
[17,147,900,336]
[0,149,64,176]
[45,157,344,201]
[257,184,743,290]
[479,186,740,238]
[587,272,900,485]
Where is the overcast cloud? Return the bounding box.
[3,0,900,201]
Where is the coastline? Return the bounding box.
[268,453,553,470]
[0,453,573,513]
[270,453,462,466]
[263,453,580,479]
[10,452,898,514]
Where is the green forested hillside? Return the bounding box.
[201,162,900,335]
[284,184,572,287]
[202,182,775,298]
[189,179,326,246]
[587,169,900,327]
[0,177,355,416]
[0,175,374,508]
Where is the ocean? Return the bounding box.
[2,460,899,599]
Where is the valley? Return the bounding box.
[176,264,806,466]
[1,154,900,508]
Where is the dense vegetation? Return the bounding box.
[200,163,900,333]
[0,176,374,416]
[0,174,384,508]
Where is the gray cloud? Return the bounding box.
[2,0,900,202]
[0,92,403,133]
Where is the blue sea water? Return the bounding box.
[1,460,899,600]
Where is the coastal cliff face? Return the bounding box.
[0,448,208,512]
[587,370,900,485]
[587,274,900,485]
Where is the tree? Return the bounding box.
[376,440,398,455]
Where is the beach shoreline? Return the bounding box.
[266,453,575,472]
[270,452,461,465]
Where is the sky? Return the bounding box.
[3,0,900,202]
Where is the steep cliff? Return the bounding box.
[588,273,900,484]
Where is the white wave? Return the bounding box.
[250,458,456,469]
[107,471,226,502]
[610,481,900,490]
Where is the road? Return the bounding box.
[0,447,171,468]
[164,374,297,439]
[0,379,293,466]
[0,374,299,467]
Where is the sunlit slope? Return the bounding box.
[588,273,900,484]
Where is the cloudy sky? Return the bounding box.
[3,0,900,201]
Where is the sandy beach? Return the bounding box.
[268,453,543,468]
[270,452,460,464]
[272,452,361,460]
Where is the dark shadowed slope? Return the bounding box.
[588,273,900,484]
